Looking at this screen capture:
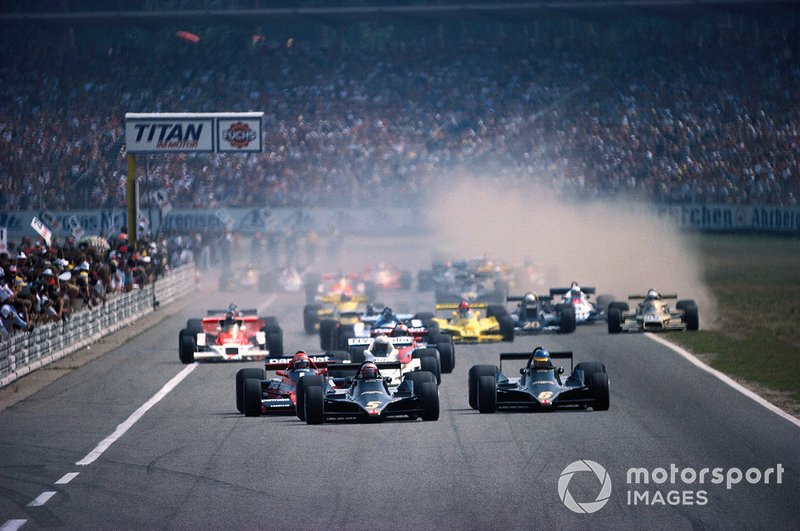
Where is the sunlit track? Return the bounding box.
[0,251,798,529]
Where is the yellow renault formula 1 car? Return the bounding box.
[607,289,699,333]
[431,301,514,343]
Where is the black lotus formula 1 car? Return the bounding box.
[297,361,439,424]
[468,348,609,413]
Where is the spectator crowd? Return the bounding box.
[0,13,798,212]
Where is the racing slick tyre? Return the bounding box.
[677,300,699,331]
[435,340,455,373]
[413,348,441,385]
[186,319,203,333]
[575,362,607,388]
[261,316,280,329]
[304,273,321,302]
[407,371,437,397]
[595,295,615,316]
[414,312,435,321]
[327,350,351,362]
[486,305,507,319]
[558,307,577,334]
[350,345,368,364]
[419,382,440,421]
[499,315,515,342]
[608,301,629,313]
[336,325,355,351]
[422,319,440,335]
[469,365,498,410]
[296,374,325,421]
[477,375,497,414]
[683,304,699,331]
[319,319,337,350]
[179,330,196,364]
[267,331,284,357]
[303,304,321,335]
[591,372,610,411]
[607,307,623,334]
[236,368,266,414]
[243,378,263,417]
[303,380,325,425]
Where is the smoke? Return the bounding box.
[416,171,718,328]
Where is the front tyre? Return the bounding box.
[477,375,497,413]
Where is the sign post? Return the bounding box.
[124,112,264,242]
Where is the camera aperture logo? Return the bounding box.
[558,460,612,514]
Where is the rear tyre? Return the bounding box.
[243,378,262,417]
[608,301,629,313]
[186,319,202,333]
[591,372,610,411]
[436,340,455,373]
[575,362,607,387]
[558,307,576,334]
[499,315,515,342]
[236,368,265,414]
[319,319,337,350]
[413,348,441,385]
[677,300,699,331]
[595,295,615,316]
[179,330,196,364]
[303,304,321,335]
[407,371,437,396]
[267,331,283,357]
[477,375,497,413]
[487,305,507,319]
[419,382,440,421]
[468,364,497,410]
[607,308,622,334]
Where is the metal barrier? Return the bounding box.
[0,264,195,389]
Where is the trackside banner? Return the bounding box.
[655,204,800,233]
[125,112,263,153]
[1,204,798,241]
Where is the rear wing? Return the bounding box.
[507,294,552,303]
[326,361,403,376]
[264,353,341,370]
[628,294,677,300]
[499,350,574,371]
[206,308,258,316]
[436,302,489,310]
[550,287,596,296]
[347,336,416,348]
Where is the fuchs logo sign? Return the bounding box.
[217,118,262,152]
[125,113,263,153]
[222,122,257,149]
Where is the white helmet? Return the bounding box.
[370,335,394,357]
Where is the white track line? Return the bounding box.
[55,472,79,485]
[76,363,198,466]
[1,520,26,530]
[645,334,800,428]
[27,492,55,507]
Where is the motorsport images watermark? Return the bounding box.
[558,461,785,513]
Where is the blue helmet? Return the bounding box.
[532,348,552,369]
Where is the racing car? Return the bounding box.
[296,361,439,424]
[363,263,413,290]
[346,335,442,384]
[431,300,514,343]
[237,350,350,417]
[506,293,576,334]
[303,271,377,304]
[258,266,304,293]
[468,348,609,413]
[550,281,614,324]
[178,305,283,363]
[607,289,699,333]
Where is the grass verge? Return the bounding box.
[666,233,800,416]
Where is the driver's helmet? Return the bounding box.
[227,303,239,316]
[223,312,236,327]
[381,307,393,318]
[458,298,470,317]
[532,348,552,370]
[646,288,660,300]
[391,323,410,337]
[370,335,393,357]
[360,362,380,380]
[365,303,377,316]
[569,288,581,299]
[523,293,537,306]
[292,351,311,370]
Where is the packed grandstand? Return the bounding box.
[1,2,799,339]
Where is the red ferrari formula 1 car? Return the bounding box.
[179,304,283,364]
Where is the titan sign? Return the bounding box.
[125,113,263,153]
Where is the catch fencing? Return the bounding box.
[0,264,194,389]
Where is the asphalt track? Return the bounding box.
[1,256,798,529]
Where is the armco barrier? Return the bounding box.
[0,264,195,389]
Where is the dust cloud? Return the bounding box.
[413,172,718,328]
